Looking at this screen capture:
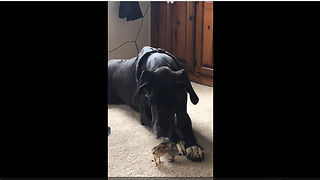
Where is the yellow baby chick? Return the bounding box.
[151,142,171,166]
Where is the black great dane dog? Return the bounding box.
[108,46,204,161]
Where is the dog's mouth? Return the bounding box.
[153,125,168,139]
[153,125,173,139]
[155,131,166,139]
[154,128,165,139]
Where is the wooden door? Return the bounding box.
[194,1,214,86]
[151,2,195,72]
[151,2,172,51]
[151,2,214,87]
[171,2,195,72]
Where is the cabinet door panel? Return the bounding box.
[151,2,213,87]
[172,2,187,60]
[202,2,214,69]
[171,2,195,72]
[195,2,214,80]
[151,2,171,51]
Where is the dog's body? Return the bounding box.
[108,46,204,161]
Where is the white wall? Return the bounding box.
[108,1,151,60]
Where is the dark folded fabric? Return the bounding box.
[119,1,143,21]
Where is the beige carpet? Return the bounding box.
[107,82,213,177]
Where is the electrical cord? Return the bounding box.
[108,2,151,55]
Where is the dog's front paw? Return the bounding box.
[186,145,204,162]
[176,141,204,162]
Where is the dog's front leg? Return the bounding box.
[175,93,204,162]
[176,112,204,162]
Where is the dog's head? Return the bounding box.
[133,66,199,139]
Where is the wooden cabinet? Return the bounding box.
[151,1,214,87]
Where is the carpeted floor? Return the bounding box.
[107,82,213,177]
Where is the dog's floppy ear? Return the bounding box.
[175,69,199,105]
[132,70,155,105]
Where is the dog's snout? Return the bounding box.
[153,125,165,139]
[153,124,160,133]
[155,132,162,139]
